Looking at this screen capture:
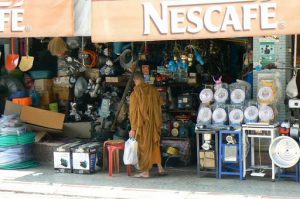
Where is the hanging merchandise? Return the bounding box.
[78,37,98,68]
[120,49,133,71]
[244,105,259,123]
[214,88,229,104]
[269,136,300,168]
[66,37,81,50]
[69,102,82,122]
[64,56,86,76]
[48,37,69,57]
[5,38,19,71]
[98,98,111,119]
[79,50,98,68]
[87,77,101,98]
[258,105,275,123]
[199,88,214,104]
[229,108,244,126]
[197,106,212,126]
[286,72,298,98]
[84,104,98,121]
[19,38,34,72]
[100,59,115,76]
[74,77,88,98]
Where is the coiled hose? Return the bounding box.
[0,132,39,169]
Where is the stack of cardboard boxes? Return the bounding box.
[34,79,54,110]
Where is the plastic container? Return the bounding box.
[12,97,32,106]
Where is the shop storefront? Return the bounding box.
[1,0,300,186]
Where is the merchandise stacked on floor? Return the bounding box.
[0,115,38,169]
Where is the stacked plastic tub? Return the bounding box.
[0,115,38,169]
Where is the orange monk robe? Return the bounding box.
[129,83,163,171]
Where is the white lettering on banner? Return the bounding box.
[204,6,222,33]
[143,1,278,35]
[170,8,185,33]
[186,7,203,34]
[0,1,25,32]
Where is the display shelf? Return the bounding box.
[104,81,129,87]
[168,82,200,87]
[163,109,197,113]
[162,136,189,140]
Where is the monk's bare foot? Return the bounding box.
[134,171,150,178]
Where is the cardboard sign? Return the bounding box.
[0,0,74,37]
[92,0,300,42]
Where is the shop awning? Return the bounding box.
[92,0,300,42]
[0,0,74,37]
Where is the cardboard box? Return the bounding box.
[53,85,71,100]
[85,68,100,80]
[34,142,63,163]
[63,122,91,139]
[200,150,215,168]
[34,79,53,92]
[54,141,84,173]
[53,76,72,88]
[5,101,65,131]
[105,76,127,83]
[72,142,101,174]
[40,91,54,105]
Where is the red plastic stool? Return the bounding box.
[105,142,132,176]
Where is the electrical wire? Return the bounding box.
[0,132,35,147]
[0,132,39,169]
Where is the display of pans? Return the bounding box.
[258,87,274,105]
[197,107,212,124]
[229,109,244,125]
[244,106,259,123]
[269,136,300,168]
[199,89,213,103]
[230,89,246,104]
[214,88,228,103]
[259,106,274,123]
[212,108,227,124]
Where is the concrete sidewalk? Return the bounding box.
[0,165,299,199]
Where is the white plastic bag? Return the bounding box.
[286,75,298,98]
[123,138,138,165]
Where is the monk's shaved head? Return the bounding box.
[133,72,145,81]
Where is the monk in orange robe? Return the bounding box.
[129,72,166,178]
